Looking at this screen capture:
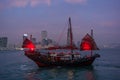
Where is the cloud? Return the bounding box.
[30,0,51,7]
[65,0,87,4]
[0,3,4,9]
[0,0,87,9]
[9,0,29,8]
[0,0,51,9]
[98,20,120,27]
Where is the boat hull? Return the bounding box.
[24,51,100,67]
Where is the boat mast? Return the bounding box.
[91,29,93,56]
[68,17,73,53]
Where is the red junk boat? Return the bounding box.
[22,17,100,67]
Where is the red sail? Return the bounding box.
[80,33,99,51]
[22,38,35,51]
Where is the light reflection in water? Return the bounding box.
[25,66,96,80]
[86,71,95,80]
[25,72,41,80]
[68,70,74,80]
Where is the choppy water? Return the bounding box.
[0,49,120,80]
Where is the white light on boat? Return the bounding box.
[23,34,28,37]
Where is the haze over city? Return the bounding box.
[0,0,120,48]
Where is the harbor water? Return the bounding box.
[0,49,120,80]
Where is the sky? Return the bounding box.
[0,0,120,48]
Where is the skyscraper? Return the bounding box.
[41,31,47,40]
[41,31,54,47]
[0,37,8,48]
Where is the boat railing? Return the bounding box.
[46,53,81,62]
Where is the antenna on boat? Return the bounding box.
[30,35,32,41]
[91,29,93,38]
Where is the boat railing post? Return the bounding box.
[91,50,92,56]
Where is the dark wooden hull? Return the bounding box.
[24,51,100,67]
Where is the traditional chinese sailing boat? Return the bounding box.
[22,17,100,67]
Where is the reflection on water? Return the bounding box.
[86,71,95,80]
[25,66,96,80]
[25,72,41,80]
[68,70,74,80]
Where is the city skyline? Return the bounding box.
[0,0,120,48]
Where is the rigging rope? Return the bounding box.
[57,24,67,45]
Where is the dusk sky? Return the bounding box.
[0,0,120,47]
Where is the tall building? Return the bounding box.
[0,37,8,48]
[41,31,54,47]
[41,31,47,40]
